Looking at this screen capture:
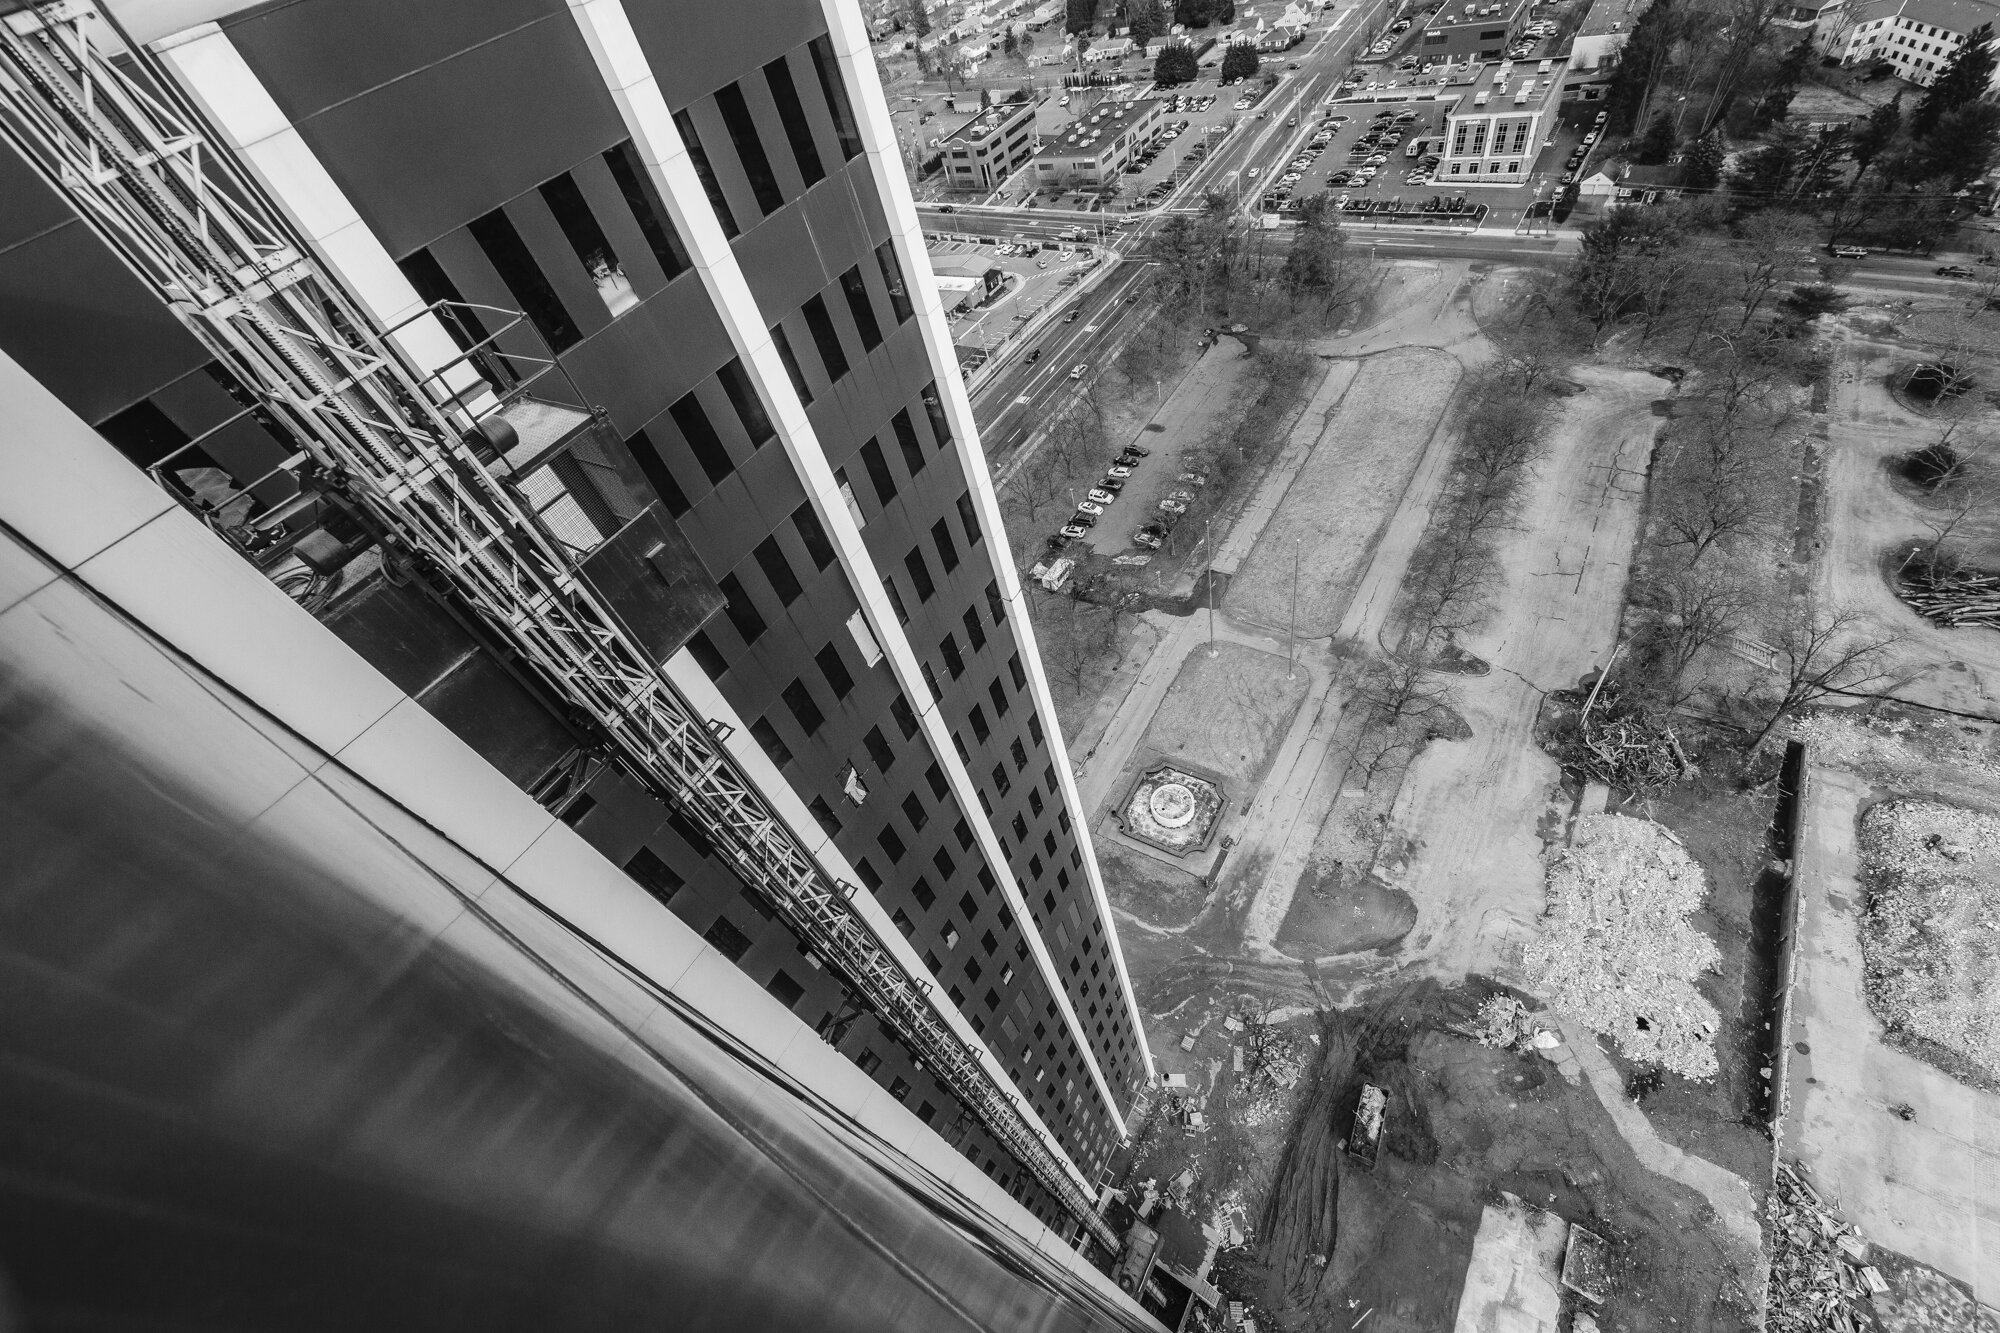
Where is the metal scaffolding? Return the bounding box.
[0,0,1115,1252]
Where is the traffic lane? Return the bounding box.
[979,286,1155,453]
[971,266,1151,436]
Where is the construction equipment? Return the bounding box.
[0,0,1113,1251]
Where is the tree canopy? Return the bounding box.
[1154,42,1198,83]
[1912,23,1997,138]
[1220,40,1259,80]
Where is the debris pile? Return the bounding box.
[1767,1161,1887,1333]
[1858,799,2000,1085]
[1523,813,1722,1079]
[1568,707,1695,792]
[1897,565,2000,630]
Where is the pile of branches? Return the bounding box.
[1767,1161,1885,1333]
[1554,689,1695,792]
[1897,563,2000,629]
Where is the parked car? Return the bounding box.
[1064,309,1082,322]
[1158,497,1188,514]
[1937,264,1975,277]
[1133,527,1164,549]
[1046,532,1072,551]
[1107,463,1135,478]
[1178,472,1208,486]
[1059,523,1089,539]
[1068,510,1097,528]
[1076,500,1106,516]
[1069,363,1089,379]
[1086,488,1117,505]
[1122,444,1151,457]
[1025,348,1042,363]
[1097,476,1125,493]
[1831,244,1868,259]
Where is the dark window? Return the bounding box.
[1011,813,1027,842]
[889,1076,912,1102]
[958,492,982,546]
[902,792,929,831]
[931,518,959,573]
[882,575,910,626]
[917,1100,937,1124]
[1044,764,1059,794]
[538,171,625,300]
[965,958,981,983]
[952,732,969,764]
[753,536,802,606]
[1029,788,1044,817]
[956,819,975,850]
[969,705,990,743]
[892,907,914,937]
[889,692,919,739]
[985,581,1005,627]
[791,501,836,570]
[903,547,936,602]
[702,915,753,962]
[992,763,1011,796]
[856,857,882,890]
[892,410,925,476]
[922,381,953,450]
[467,207,579,352]
[988,679,1010,717]
[815,642,854,698]
[766,970,805,1009]
[878,825,906,863]
[859,438,897,505]
[863,725,895,772]
[876,241,914,323]
[856,1048,882,1075]
[940,633,965,679]
[717,357,775,447]
[913,877,937,910]
[718,573,766,644]
[984,988,1001,1012]
[1029,854,1044,879]
[603,139,690,279]
[673,107,739,237]
[961,606,986,652]
[1011,739,1029,772]
[764,56,826,186]
[1029,713,1044,746]
[686,629,727,678]
[625,428,690,515]
[398,249,511,390]
[624,846,685,904]
[1009,653,1027,691]
[808,795,841,835]
[839,266,882,350]
[782,678,825,735]
[671,392,734,484]
[772,323,813,404]
[714,82,784,213]
[749,715,792,768]
[808,36,864,160]
[933,846,956,880]
[958,891,979,919]
[920,662,941,702]
[981,929,999,956]
[802,294,848,381]
[926,763,949,800]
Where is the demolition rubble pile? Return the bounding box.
[1857,799,2000,1083]
[1767,1161,1890,1333]
[1524,813,1722,1079]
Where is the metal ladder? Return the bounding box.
[0,0,1115,1253]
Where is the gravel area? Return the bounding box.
[1858,797,2000,1088]
[1226,347,1461,636]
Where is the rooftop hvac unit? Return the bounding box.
[1474,89,1489,103]
[1514,87,1530,102]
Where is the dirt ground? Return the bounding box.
[1818,320,2000,718]
[1227,348,1463,636]
[1272,859,1418,961]
[1237,983,1756,1333]
[1102,838,1212,931]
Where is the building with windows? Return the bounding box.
[1813,0,2000,86]
[1436,57,1567,182]
[943,99,1039,190]
[1420,0,1532,63]
[1564,0,1648,70]
[1032,97,1166,185]
[0,0,1159,1323]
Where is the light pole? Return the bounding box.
[1205,516,1218,657]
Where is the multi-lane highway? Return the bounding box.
[969,261,1157,454]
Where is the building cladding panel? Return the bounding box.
[0,0,1146,1213]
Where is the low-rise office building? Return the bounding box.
[1032,97,1165,186]
[1420,0,1532,62]
[1814,0,2000,86]
[930,254,1008,311]
[1565,0,1648,70]
[943,100,1039,190]
[1437,57,1565,182]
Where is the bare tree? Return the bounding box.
[1642,557,1756,698]
[1457,375,1552,488]
[1746,606,1898,747]
[1032,590,1115,696]
[1728,213,1818,332]
[1348,647,1458,785]
[1907,429,2000,577]
[1655,418,1773,563]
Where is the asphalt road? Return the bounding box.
[970,261,1157,453]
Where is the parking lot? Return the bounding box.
[930,238,1105,365]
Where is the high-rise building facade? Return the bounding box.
[0,0,1150,1301]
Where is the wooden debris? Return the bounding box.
[1898,566,2000,630]
[1767,1160,1879,1333]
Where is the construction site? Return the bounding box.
[1011,247,2000,1332]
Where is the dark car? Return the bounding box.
[1938,264,1976,278]
[1121,444,1152,458]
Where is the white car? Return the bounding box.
[1076,500,1106,516]
[1158,497,1188,514]
[1069,363,1088,380]
[1087,488,1117,505]
[1107,464,1134,478]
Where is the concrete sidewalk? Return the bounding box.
[1784,765,2000,1305]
